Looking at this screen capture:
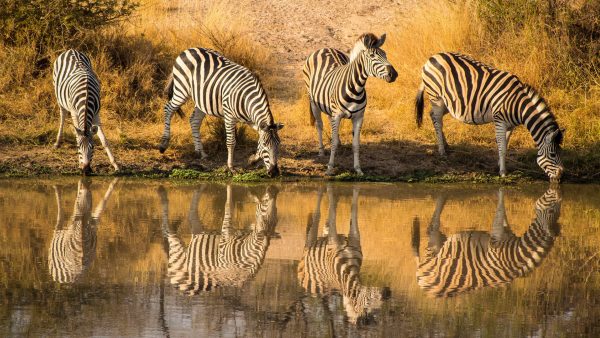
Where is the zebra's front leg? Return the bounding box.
[430,108,447,156]
[494,121,509,177]
[348,186,361,248]
[95,124,120,171]
[54,107,68,149]
[351,113,364,175]
[225,119,237,173]
[326,114,343,176]
[190,108,208,159]
[310,101,325,157]
[491,188,511,242]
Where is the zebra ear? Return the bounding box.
[545,129,561,144]
[375,33,386,48]
[90,125,98,135]
[259,122,269,132]
[275,123,284,130]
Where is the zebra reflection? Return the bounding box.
[412,188,561,297]
[48,178,118,283]
[159,185,278,294]
[298,186,390,324]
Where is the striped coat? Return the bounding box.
[52,49,119,174]
[415,52,564,182]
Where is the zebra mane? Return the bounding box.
[349,33,379,62]
[522,84,564,145]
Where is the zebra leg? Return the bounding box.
[494,121,509,177]
[188,188,203,234]
[348,186,361,248]
[325,185,341,246]
[310,101,325,157]
[305,187,324,248]
[53,185,64,230]
[225,119,237,173]
[95,124,120,171]
[222,184,233,238]
[328,115,342,146]
[491,188,511,242]
[190,107,208,159]
[427,194,447,254]
[326,114,343,176]
[54,107,68,149]
[159,100,186,153]
[430,106,448,156]
[91,178,118,220]
[351,113,364,175]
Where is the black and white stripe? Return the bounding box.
[303,33,397,175]
[411,188,561,297]
[415,52,564,182]
[52,49,119,174]
[158,48,284,177]
[48,178,118,283]
[298,186,390,324]
[159,185,278,294]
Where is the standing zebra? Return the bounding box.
[415,52,564,182]
[48,178,118,283]
[298,185,390,324]
[159,184,278,294]
[411,188,561,297]
[53,49,119,175]
[158,48,284,177]
[303,33,397,175]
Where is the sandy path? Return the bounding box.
[242,0,411,99]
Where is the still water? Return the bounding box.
[1,179,599,337]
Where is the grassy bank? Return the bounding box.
[0,0,598,182]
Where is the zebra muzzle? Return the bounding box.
[267,165,280,177]
[385,66,398,83]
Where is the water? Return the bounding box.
[1,179,599,337]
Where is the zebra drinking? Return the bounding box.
[53,50,119,175]
[415,52,565,182]
[303,33,397,175]
[48,178,118,283]
[158,48,284,177]
[298,185,390,324]
[411,188,561,297]
[159,184,278,294]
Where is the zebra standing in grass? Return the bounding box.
[159,184,278,294]
[48,178,118,283]
[53,50,119,175]
[158,48,284,177]
[298,185,390,324]
[415,52,565,182]
[411,188,561,297]
[303,33,398,176]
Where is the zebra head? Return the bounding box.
[253,122,284,177]
[535,187,562,235]
[344,285,391,324]
[351,33,397,83]
[74,126,98,175]
[536,128,564,183]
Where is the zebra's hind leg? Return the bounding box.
[159,98,187,154]
[310,101,325,157]
[54,107,69,149]
[430,105,448,156]
[190,107,208,159]
[351,113,364,175]
[325,114,344,176]
[494,121,509,177]
[95,123,120,171]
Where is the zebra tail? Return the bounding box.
[415,83,425,128]
[164,74,185,119]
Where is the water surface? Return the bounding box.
[1,179,599,337]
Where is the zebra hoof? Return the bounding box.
[53,143,61,149]
[355,169,364,176]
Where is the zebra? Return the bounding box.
[53,49,119,175]
[48,178,118,283]
[298,185,390,324]
[303,33,398,176]
[415,52,565,182]
[159,184,278,294]
[158,48,284,177]
[411,188,561,297]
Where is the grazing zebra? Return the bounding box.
[298,185,390,324]
[48,178,118,283]
[158,48,284,177]
[53,49,119,175]
[303,33,397,175]
[415,52,565,182]
[159,184,278,294]
[411,188,561,297]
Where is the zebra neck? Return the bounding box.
[346,58,368,91]
[513,91,559,148]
